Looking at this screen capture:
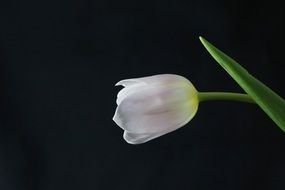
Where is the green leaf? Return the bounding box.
[199,36,285,132]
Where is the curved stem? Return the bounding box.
[198,92,255,104]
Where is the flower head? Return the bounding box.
[113,74,199,144]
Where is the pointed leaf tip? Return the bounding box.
[199,36,205,43]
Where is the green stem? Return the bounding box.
[198,92,255,104]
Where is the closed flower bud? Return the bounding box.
[113,74,199,144]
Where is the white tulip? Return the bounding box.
[113,74,199,144]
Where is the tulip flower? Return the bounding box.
[113,74,254,144]
[113,37,285,144]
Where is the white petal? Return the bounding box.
[115,79,140,87]
[123,131,156,144]
[123,127,179,144]
[113,84,198,134]
[116,74,191,86]
[116,83,146,105]
[135,74,189,85]
[115,74,195,105]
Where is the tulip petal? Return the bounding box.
[116,83,147,105]
[115,79,140,87]
[123,131,156,144]
[113,84,198,134]
[115,74,195,105]
[134,74,189,85]
[123,127,181,144]
[116,74,191,86]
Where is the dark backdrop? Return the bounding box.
[1,0,285,189]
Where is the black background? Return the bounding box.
[1,0,285,189]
